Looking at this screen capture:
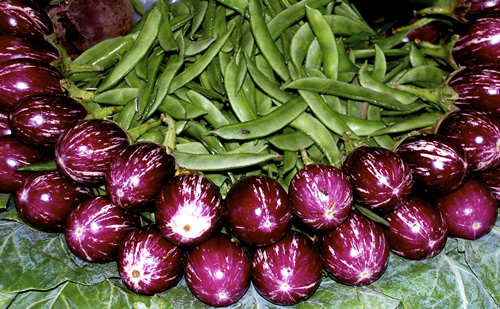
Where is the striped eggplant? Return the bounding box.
[448,64,500,117]
[185,233,251,307]
[0,58,65,112]
[0,110,11,136]
[105,142,175,211]
[156,173,223,247]
[251,231,322,306]
[453,17,500,66]
[9,94,88,147]
[55,119,129,185]
[0,35,59,65]
[117,225,183,295]
[437,109,500,171]
[434,177,497,240]
[478,167,500,201]
[319,211,390,286]
[15,171,94,232]
[395,134,469,195]
[342,146,413,212]
[0,135,51,193]
[462,0,500,18]
[288,163,353,230]
[224,175,292,247]
[65,196,140,262]
[382,195,448,260]
[0,0,53,37]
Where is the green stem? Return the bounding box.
[395,83,459,112]
[128,119,163,142]
[162,114,177,155]
[85,106,124,120]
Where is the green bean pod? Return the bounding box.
[174,152,277,171]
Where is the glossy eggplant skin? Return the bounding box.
[0,0,53,38]
[479,167,500,201]
[395,134,469,195]
[288,163,353,230]
[382,196,448,260]
[0,135,51,193]
[156,174,223,247]
[319,211,390,286]
[117,225,183,295]
[463,0,500,18]
[15,171,94,233]
[224,175,293,247]
[251,231,323,306]
[65,196,140,263]
[0,35,59,65]
[448,65,500,117]
[0,110,11,136]
[105,142,175,211]
[342,146,413,212]
[9,95,88,147]
[185,233,251,307]
[55,119,129,185]
[453,17,500,66]
[0,59,65,112]
[437,110,500,172]
[434,177,498,240]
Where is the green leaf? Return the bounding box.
[0,193,10,210]
[0,220,118,293]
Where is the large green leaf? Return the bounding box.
[0,220,118,293]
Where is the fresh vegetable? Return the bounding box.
[434,177,498,240]
[105,142,175,211]
[184,233,251,307]
[46,0,136,56]
[117,225,183,295]
[437,109,500,171]
[0,0,53,37]
[15,171,94,232]
[382,195,448,260]
[55,118,130,185]
[448,64,500,117]
[224,175,293,247]
[65,196,139,262]
[0,109,11,136]
[478,166,500,201]
[155,173,223,246]
[395,133,469,195]
[342,146,413,212]
[319,211,390,286]
[0,58,65,112]
[9,94,88,147]
[0,135,51,193]
[251,230,323,305]
[0,35,59,65]
[288,163,353,230]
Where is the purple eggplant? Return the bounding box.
[478,167,500,201]
[9,94,88,147]
[0,110,11,136]
[117,225,183,295]
[0,35,59,65]
[155,173,223,247]
[0,0,53,38]
[224,175,292,247]
[65,196,140,262]
[437,109,500,172]
[342,146,413,212]
[288,163,353,230]
[0,58,65,112]
[185,233,251,307]
[448,64,500,117]
[105,142,175,211]
[382,196,448,260]
[0,135,50,193]
[320,211,390,286]
[434,177,497,240]
[15,171,94,232]
[55,119,129,185]
[395,134,469,195]
[251,231,323,305]
[462,0,500,18]
[453,17,500,66]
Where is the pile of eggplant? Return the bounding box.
[0,0,498,307]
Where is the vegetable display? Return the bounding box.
[0,0,499,308]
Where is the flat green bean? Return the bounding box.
[93,88,139,105]
[187,90,231,128]
[246,55,293,104]
[225,60,257,122]
[174,151,277,171]
[267,130,314,151]
[210,96,308,140]
[372,110,443,136]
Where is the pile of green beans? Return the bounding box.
[67,0,457,192]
